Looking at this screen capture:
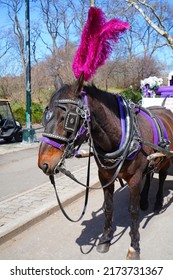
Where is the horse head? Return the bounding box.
[38,74,87,175]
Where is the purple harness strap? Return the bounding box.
[41,136,64,150]
[116,95,141,160]
[139,110,159,145]
[117,95,126,148]
[81,91,91,122]
[139,110,168,145]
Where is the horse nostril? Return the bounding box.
[42,163,49,173]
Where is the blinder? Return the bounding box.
[42,100,81,135]
[64,111,80,133]
[56,99,82,135]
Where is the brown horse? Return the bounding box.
[38,75,173,259]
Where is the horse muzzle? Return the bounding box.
[38,142,64,176]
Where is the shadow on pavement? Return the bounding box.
[76,170,173,254]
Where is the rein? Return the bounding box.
[49,144,91,222]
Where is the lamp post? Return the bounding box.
[23,0,35,142]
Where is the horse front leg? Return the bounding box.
[127,176,141,260]
[97,181,114,253]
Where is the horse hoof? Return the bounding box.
[97,242,110,253]
[126,247,140,260]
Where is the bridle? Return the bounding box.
[41,91,91,173]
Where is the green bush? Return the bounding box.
[12,102,43,125]
[13,106,26,125]
[32,102,43,124]
[121,88,142,104]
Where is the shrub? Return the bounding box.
[13,106,26,125]
[32,102,43,124]
[12,102,43,125]
[121,88,142,103]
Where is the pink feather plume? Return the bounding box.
[72,7,130,81]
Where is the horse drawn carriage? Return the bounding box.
[141,72,173,112]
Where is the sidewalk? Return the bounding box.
[0,125,42,155]
[0,159,99,245]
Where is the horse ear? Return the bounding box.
[54,75,64,91]
[75,71,84,96]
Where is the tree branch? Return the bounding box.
[125,0,173,48]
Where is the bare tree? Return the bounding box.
[68,0,89,36]
[0,0,26,73]
[39,0,59,53]
[0,32,12,59]
[39,0,75,85]
[0,0,172,102]
[125,0,173,48]
[31,23,41,65]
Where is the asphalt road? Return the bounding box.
[0,170,173,260]
[0,145,46,201]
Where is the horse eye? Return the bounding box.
[42,108,53,126]
[45,110,53,122]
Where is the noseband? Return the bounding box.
[41,91,91,172]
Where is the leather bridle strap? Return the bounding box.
[49,144,91,222]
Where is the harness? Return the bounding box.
[41,91,173,221]
[137,106,170,149]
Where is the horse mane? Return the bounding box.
[84,84,118,112]
[72,7,130,81]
